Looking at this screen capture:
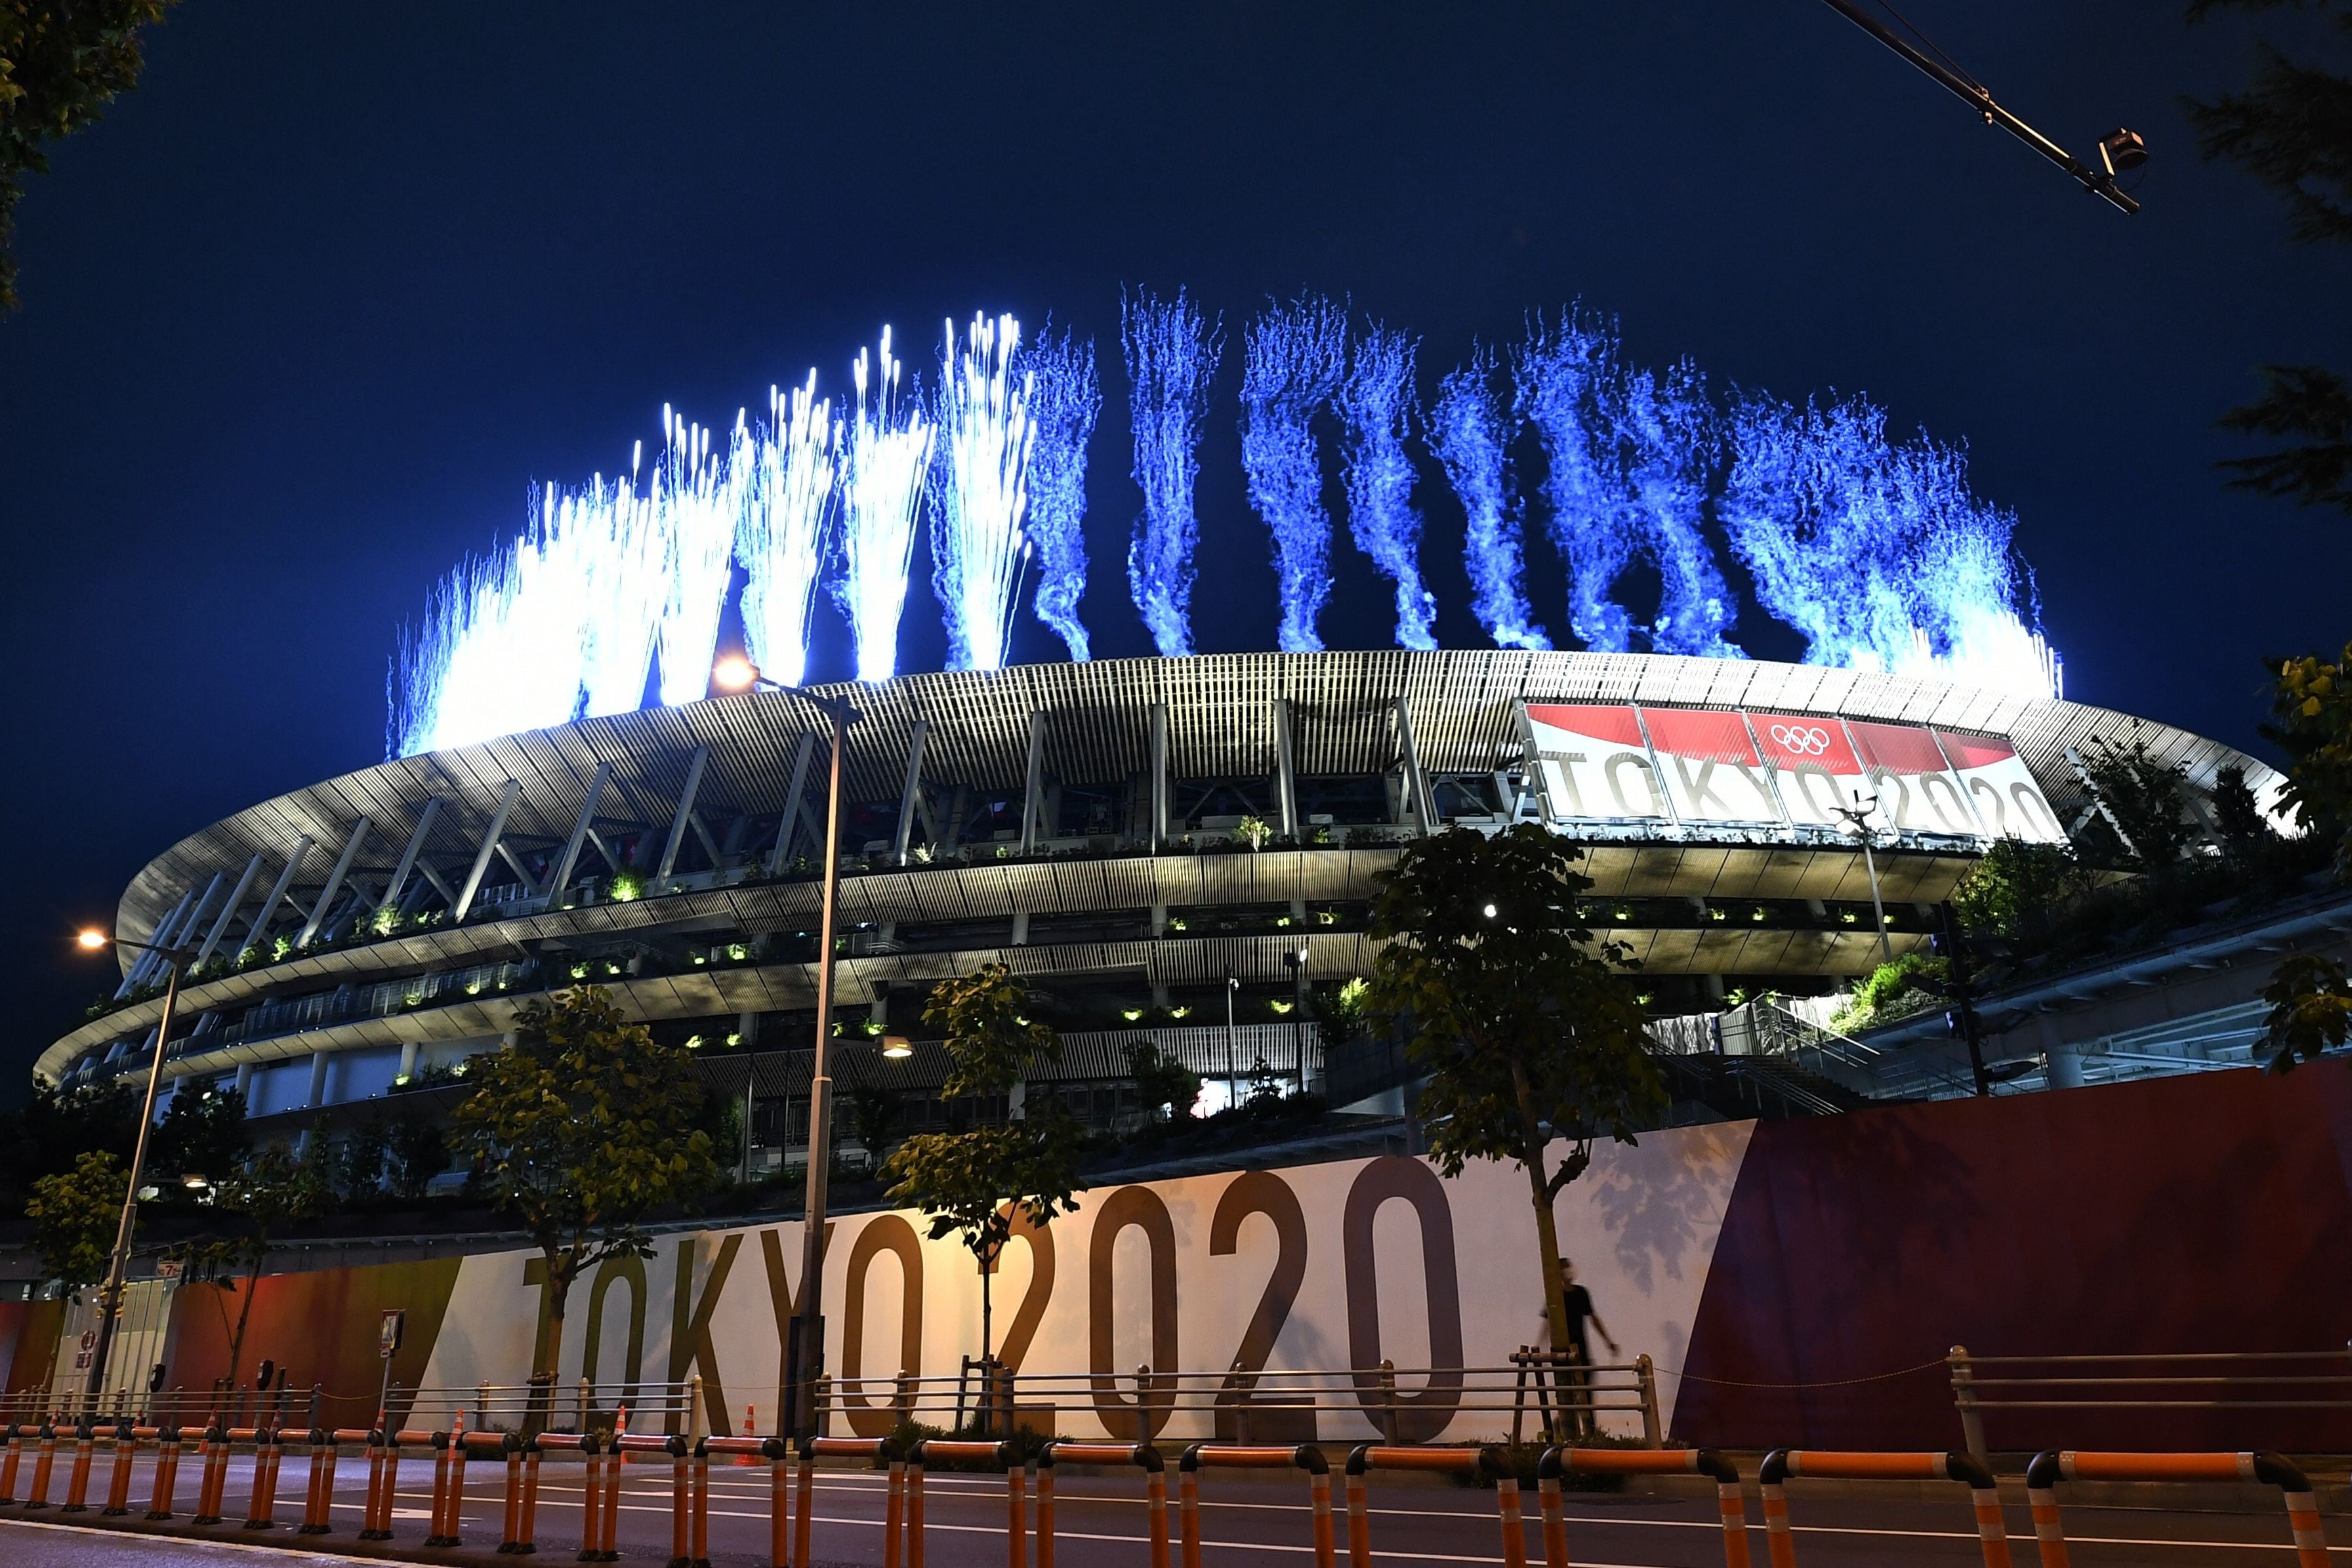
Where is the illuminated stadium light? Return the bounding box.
[1122,287,1220,658]
[836,329,933,684]
[652,406,741,706]
[1338,323,1439,651]
[1431,347,1549,652]
[1241,294,1348,653]
[930,312,1034,672]
[737,372,835,690]
[1025,326,1100,661]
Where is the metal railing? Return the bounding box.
[0,1376,700,1440]
[798,1353,1662,1447]
[1947,1345,2352,1460]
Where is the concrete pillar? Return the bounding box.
[306,1049,330,1109]
[1010,910,1030,945]
[234,1060,255,1102]
[397,1040,419,1083]
[2046,1042,2087,1090]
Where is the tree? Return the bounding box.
[337,1114,392,1200]
[882,968,1083,1385]
[194,1145,333,1391]
[386,1116,447,1200]
[1361,825,1664,1355]
[0,1079,138,1199]
[1949,837,2097,939]
[2080,739,2192,868]
[2187,1,2352,509]
[843,1083,904,1168]
[2267,643,2352,867]
[150,1084,249,1184]
[1124,1041,1201,1122]
[0,0,181,312]
[2263,952,2352,1070]
[26,1148,124,1292]
[451,987,719,1378]
[924,964,1060,1099]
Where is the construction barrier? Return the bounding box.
[1537,1447,1750,1568]
[60,1419,95,1512]
[143,1426,182,1520]
[361,1429,396,1540]
[1758,1450,2010,1568]
[1178,1444,1336,1568]
[697,1434,788,1567]
[905,1439,1018,1568]
[1344,1445,1524,1568]
[1037,1441,1169,1568]
[796,1437,891,1568]
[2023,1451,2330,1568]
[616,1432,700,1568]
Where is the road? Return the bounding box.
[0,1453,2339,1564]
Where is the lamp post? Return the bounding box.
[73,927,192,1415]
[1831,792,1896,966]
[714,655,859,1440]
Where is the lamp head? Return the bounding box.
[75,928,109,951]
[711,654,759,691]
[878,1033,913,1060]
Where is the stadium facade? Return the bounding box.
[43,650,2280,1161]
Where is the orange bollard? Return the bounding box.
[1538,1447,1750,1568]
[1180,1445,1336,1568]
[796,1437,891,1568]
[764,1437,791,1568]
[575,1434,606,1563]
[24,1421,57,1510]
[104,1419,139,1516]
[597,1433,622,1562]
[907,1441,1016,1568]
[361,1429,396,1540]
[0,1421,26,1503]
[60,1420,95,1512]
[146,1425,182,1521]
[884,1458,906,1568]
[689,1439,710,1568]
[1344,1447,1532,1568]
[243,1427,283,1530]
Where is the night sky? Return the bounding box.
[1,3,2345,1082]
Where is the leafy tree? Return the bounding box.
[451,987,719,1378]
[1950,838,2097,939]
[0,0,180,311]
[1124,1041,1201,1122]
[882,968,1083,1380]
[925,964,1060,1098]
[0,1079,138,1199]
[2214,764,2278,857]
[2268,644,2352,866]
[2263,951,2352,1069]
[843,1083,904,1166]
[2080,739,2192,868]
[337,1114,392,1200]
[196,1145,333,1390]
[1829,951,1949,1035]
[2187,1,2352,508]
[1361,825,1664,1354]
[150,1084,249,1184]
[386,1116,447,1200]
[26,1148,124,1291]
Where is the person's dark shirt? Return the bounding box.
[1562,1283,1595,1357]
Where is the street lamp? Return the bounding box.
[712,653,859,1439]
[73,925,193,1415]
[1830,793,1896,966]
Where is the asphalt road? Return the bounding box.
[0,1454,2340,1565]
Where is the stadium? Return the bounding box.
[39,647,2280,1166]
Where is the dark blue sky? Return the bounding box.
[1,2,2344,1072]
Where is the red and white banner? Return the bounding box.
[1846,719,1981,838]
[1933,730,2068,844]
[1745,711,1871,830]
[1636,707,1783,826]
[1523,704,1670,822]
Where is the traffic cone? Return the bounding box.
[733,1404,758,1466]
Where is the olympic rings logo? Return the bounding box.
[1769,724,1832,756]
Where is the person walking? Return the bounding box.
[1536,1257,1620,1437]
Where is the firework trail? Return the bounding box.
[930,312,1034,672]
[1241,295,1348,653]
[1122,287,1220,657]
[1338,323,1438,650]
[1025,325,1100,660]
[1430,347,1548,651]
[835,329,934,683]
[735,373,836,690]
